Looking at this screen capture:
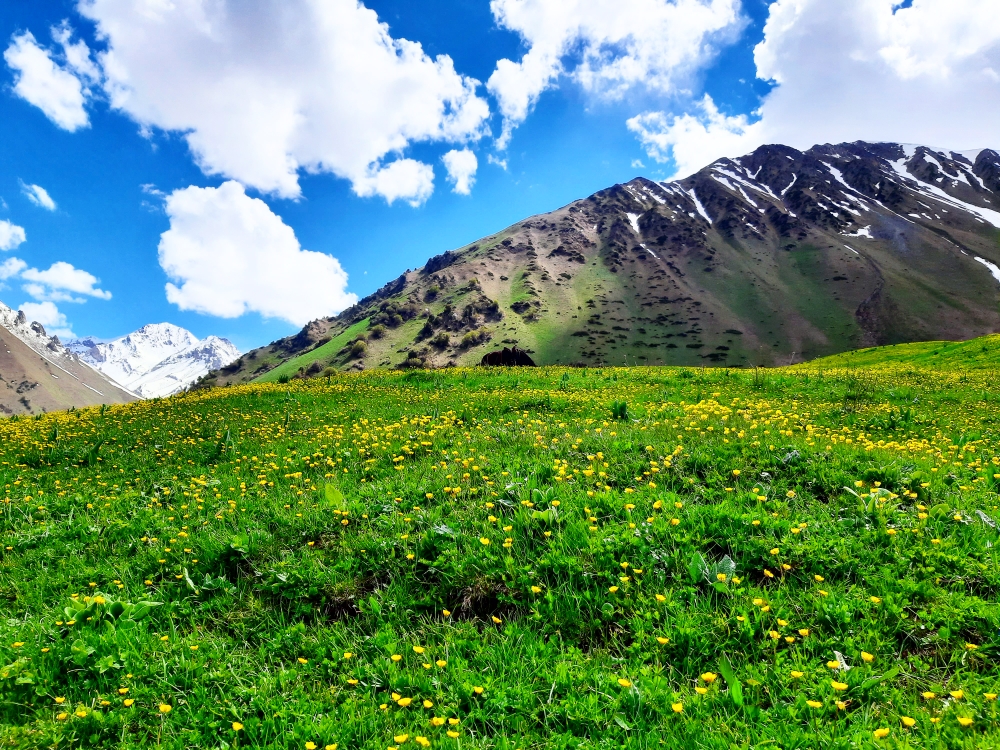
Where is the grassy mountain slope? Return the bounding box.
[0,313,137,415]
[803,333,1000,369]
[205,142,1000,387]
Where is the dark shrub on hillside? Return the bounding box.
[460,328,491,349]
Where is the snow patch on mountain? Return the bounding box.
[844,225,874,239]
[974,256,1000,284]
[887,157,1000,228]
[68,323,240,398]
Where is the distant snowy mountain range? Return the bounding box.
[68,323,240,398]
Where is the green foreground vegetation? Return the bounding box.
[799,335,1000,370]
[2,344,1000,748]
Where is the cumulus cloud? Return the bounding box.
[159,181,357,326]
[352,160,436,207]
[73,0,490,203]
[21,261,112,302]
[0,220,27,251]
[20,182,57,211]
[442,149,478,195]
[19,300,74,339]
[487,0,744,147]
[0,257,27,282]
[632,0,1000,176]
[3,30,93,131]
[628,94,761,177]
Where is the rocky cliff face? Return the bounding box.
[209,141,1000,383]
[0,300,138,415]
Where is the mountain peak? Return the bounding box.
[69,323,239,397]
[0,297,137,414]
[204,138,1000,380]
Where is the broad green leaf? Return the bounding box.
[719,655,744,706]
[861,667,899,691]
[325,485,345,507]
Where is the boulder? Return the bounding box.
[480,346,537,367]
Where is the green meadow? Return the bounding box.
[2,343,999,748]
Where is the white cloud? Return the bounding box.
[487,0,744,147]
[0,257,27,281]
[21,261,112,302]
[0,220,27,251]
[76,0,491,204]
[442,149,478,195]
[3,30,90,131]
[51,21,102,85]
[633,0,1000,175]
[352,160,436,207]
[18,300,74,339]
[21,182,57,211]
[159,181,358,326]
[627,94,761,177]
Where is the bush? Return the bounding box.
[369,324,387,339]
[350,340,368,358]
[277,374,290,384]
[460,327,491,349]
[398,351,425,369]
[417,320,435,341]
[431,332,450,350]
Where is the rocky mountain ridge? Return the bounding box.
[206,140,1000,385]
[0,300,137,414]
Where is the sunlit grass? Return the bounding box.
[1,362,998,748]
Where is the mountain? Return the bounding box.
[0,301,137,415]
[68,323,240,398]
[205,141,1000,384]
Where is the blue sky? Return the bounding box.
[1,0,996,352]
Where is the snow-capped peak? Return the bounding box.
[0,299,67,357]
[68,323,240,398]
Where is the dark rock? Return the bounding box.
[480,346,537,367]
